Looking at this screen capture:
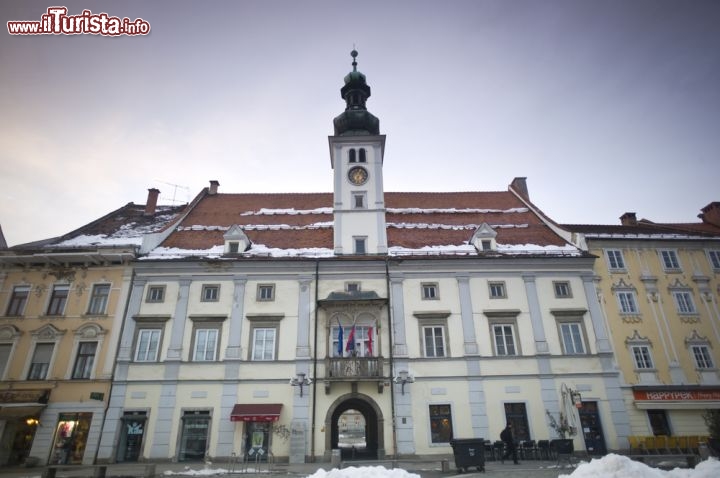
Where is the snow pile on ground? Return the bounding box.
[559,454,720,478]
[306,466,420,478]
[163,467,234,476]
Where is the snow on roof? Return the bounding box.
[45,205,185,249]
[142,242,581,260]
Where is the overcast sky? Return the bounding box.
[1,0,719,247]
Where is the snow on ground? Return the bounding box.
[156,455,720,478]
[305,466,419,478]
[559,454,720,478]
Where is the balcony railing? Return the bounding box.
[325,356,383,380]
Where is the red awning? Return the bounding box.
[230,403,282,422]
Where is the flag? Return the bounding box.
[345,324,356,353]
[367,326,373,356]
[337,320,344,356]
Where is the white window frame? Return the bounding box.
[492,323,518,356]
[708,250,720,270]
[72,341,98,379]
[201,284,220,302]
[553,281,572,298]
[5,285,30,316]
[28,343,55,380]
[87,283,111,315]
[659,249,681,271]
[672,290,696,314]
[690,345,714,369]
[332,324,374,357]
[616,291,639,314]
[134,328,162,362]
[251,327,277,361]
[558,322,586,355]
[488,282,506,299]
[422,325,446,358]
[46,284,70,316]
[353,237,367,255]
[631,345,654,369]
[146,285,166,303]
[192,326,220,361]
[606,249,626,271]
[352,191,367,209]
[0,326,20,380]
[0,343,12,380]
[421,283,439,300]
[257,284,275,301]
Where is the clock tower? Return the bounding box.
[329,50,388,255]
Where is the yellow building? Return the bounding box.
[565,205,720,439]
[0,197,184,466]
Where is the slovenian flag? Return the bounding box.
[345,324,356,353]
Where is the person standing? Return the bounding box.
[500,423,519,464]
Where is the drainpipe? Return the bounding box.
[385,258,397,459]
[310,259,320,462]
[95,265,135,464]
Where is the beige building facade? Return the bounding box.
[565,206,720,439]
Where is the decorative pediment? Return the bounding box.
[625,329,650,345]
[223,225,251,254]
[470,223,497,252]
[668,278,691,290]
[685,330,710,346]
[611,278,636,291]
[32,324,66,340]
[0,324,21,340]
[74,323,106,339]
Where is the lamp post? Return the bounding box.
[290,372,312,397]
[394,370,414,395]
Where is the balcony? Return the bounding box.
[324,356,384,393]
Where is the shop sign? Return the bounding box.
[634,389,720,401]
[0,389,51,404]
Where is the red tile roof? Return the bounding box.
[158,191,570,251]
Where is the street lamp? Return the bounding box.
[394,370,414,395]
[290,372,312,397]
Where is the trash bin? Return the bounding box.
[450,438,485,473]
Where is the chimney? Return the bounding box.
[209,180,220,195]
[145,188,160,216]
[620,212,637,226]
[699,202,720,227]
[510,177,529,201]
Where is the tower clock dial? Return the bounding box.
[348,166,369,185]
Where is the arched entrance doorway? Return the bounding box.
[325,394,385,460]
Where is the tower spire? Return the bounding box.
[332,49,380,136]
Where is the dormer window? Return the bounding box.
[223,225,251,254]
[470,223,497,252]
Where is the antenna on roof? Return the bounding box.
[154,180,190,205]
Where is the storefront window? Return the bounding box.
[179,411,210,461]
[245,422,270,460]
[429,404,453,443]
[117,412,147,462]
[50,413,92,465]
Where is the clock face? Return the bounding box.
[348,166,369,186]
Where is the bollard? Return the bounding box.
[441,459,450,472]
[144,464,157,478]
[93,466,107,478]
[331,449,341,467]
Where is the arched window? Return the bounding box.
[349,149,356,163]
[358,148,366,163]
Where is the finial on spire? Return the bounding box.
[351,48,358,72]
